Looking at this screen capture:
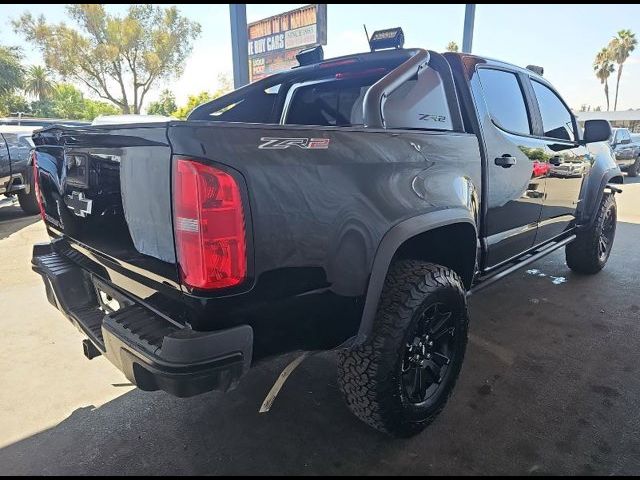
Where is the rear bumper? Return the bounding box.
[31,242,253,398]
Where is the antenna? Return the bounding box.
[363,24,370,50]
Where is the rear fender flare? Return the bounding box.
[353,208,477,346]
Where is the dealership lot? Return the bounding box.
[0,178,639,475]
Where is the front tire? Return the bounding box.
[337,260,469,437]
[566,193,617,274]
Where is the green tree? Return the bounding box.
[38,83,121,120]
[13,4,201,114]
[147,89,177,116]
[0,93,31,116]
[24,65,55,101]
[172,91,216,120]
[446,41,459,52]
[593,47,615,111]
[30,99,55,117]
[172,74,232,119]
[0,46,24,96]
[50,83,85,119]
[608,29,637,111]
[82,98,121,120]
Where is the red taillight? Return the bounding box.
[173,158,246,290]
[32,152,46,221]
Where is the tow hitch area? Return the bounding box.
[82,339,102,360]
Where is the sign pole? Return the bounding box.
[462,4,476,53]
[230,4,250,89]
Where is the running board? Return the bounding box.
[468,235,576,296]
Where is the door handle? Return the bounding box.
[495,154,517,168]
[550,156,562,166]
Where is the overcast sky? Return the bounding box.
[2,4,639,112]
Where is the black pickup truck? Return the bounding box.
[31,40,622,437]
[0,126,41,214]
[609,127,640,176]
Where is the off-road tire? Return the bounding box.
[566,193,617,274]
[337,260,469,437]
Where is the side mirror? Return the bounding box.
[582,119,612,144]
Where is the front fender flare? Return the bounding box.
[578,166,623,229]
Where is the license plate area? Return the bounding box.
[65,153,90,188]
[92,277,133,314]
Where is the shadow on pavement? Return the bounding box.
[0,200,39,240]
[1,226,640,475]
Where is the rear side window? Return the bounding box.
[285,76,383,127]
[383,67,453,130]
[478,69,531,135]
[531,80,576,142]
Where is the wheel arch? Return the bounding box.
[354,209,477,346]
[578,168,623,229]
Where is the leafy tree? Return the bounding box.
[82,98,121,120]
[0,93,30,116]
[593,47,615,111]
[172,74,233,119]
[49,83,85,119]
[446,41,459,52]
[0,46,24,96]
[172,91,217,120]
[13,4,201,114]
[608,29,637,111]
[147,89,177,116]
[30,99,55,117]
[31,83,120,120]
[24,65,55,101]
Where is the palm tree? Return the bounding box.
[24,65,54,101]
[608,29,637,111]
[446,41,459,52]
[593,48,615,111]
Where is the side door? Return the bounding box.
[0,133,11,193]
[527,78,590,243]
[471,67,546,268]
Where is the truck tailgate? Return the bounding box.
[32,124,180,291]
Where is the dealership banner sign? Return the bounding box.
[248,4,327,82]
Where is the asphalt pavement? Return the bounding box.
[0,178,639,475]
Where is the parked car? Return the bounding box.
[609,127,640,176]
[30,35,622,437]
[1,119,92,213]
[0,125,40,213]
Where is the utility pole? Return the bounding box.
[462,4,476,53]
[229,4,250,89]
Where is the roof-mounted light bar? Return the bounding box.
[296,45,324,66]
[368,27,405,51]
[526,65,544,76]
